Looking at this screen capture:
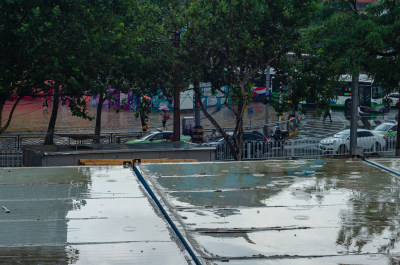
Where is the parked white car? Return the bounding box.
[319,129,386,154]
[387,93,400,109]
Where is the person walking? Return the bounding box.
[161,110,169,130]
[43,97,48,113]
[323,106,332,122]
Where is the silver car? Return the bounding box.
[319,129,386,154]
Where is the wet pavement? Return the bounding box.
[370,158,400,175]
[0,166,191,264]
[3,99,277,133]
[140,158,400,264]
[4,98,399,139]
[2,157,400,264]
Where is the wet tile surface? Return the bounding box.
[0,166,189,265]
[141,159,400,264]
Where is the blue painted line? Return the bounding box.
[362,156,400,177]
[132,164,202,265]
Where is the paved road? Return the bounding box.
[3,100,279,133]
[3,98,398,138]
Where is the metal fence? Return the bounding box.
[214,135,397,161]
[0,132,143,151]
[0,114,303,152]
[0,128,397,166]
[0,132,143,167]
[0,150,22,167]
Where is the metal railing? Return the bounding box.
[0,150,22,167]
[0,131,143,167]
[0,127,397,166]
[214,135,397,161]
[0,131,143,151]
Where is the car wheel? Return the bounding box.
[337,144,347,154]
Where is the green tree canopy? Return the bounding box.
[0,1,46,133]
[183,0,315,160]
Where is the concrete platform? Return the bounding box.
[4,158,400,264]
[0,166,192,264]
[22,142,215,167]
[138,158,400,264]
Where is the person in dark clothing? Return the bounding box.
[273,126,282,141]
[43,97,48,113]
[323,106,332,122]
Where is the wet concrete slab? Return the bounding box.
[369,157,400,175]
[0,166,190,264]
[140,159,400,264]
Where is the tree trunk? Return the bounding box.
[0,96,22,134]
[235,97,245,161]
[350,73,359,155]
[172,31,181,142]
[94,93,104,144]
[44,88,60,145]
[194,81,201,128]
[173,78,180,141]
[140,112,147,134]
[0,99,5,134]
[193,86,239,160]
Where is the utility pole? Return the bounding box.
[350,73,359,155]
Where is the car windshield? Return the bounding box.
[333,131,350,139]
[374,124,392,132]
